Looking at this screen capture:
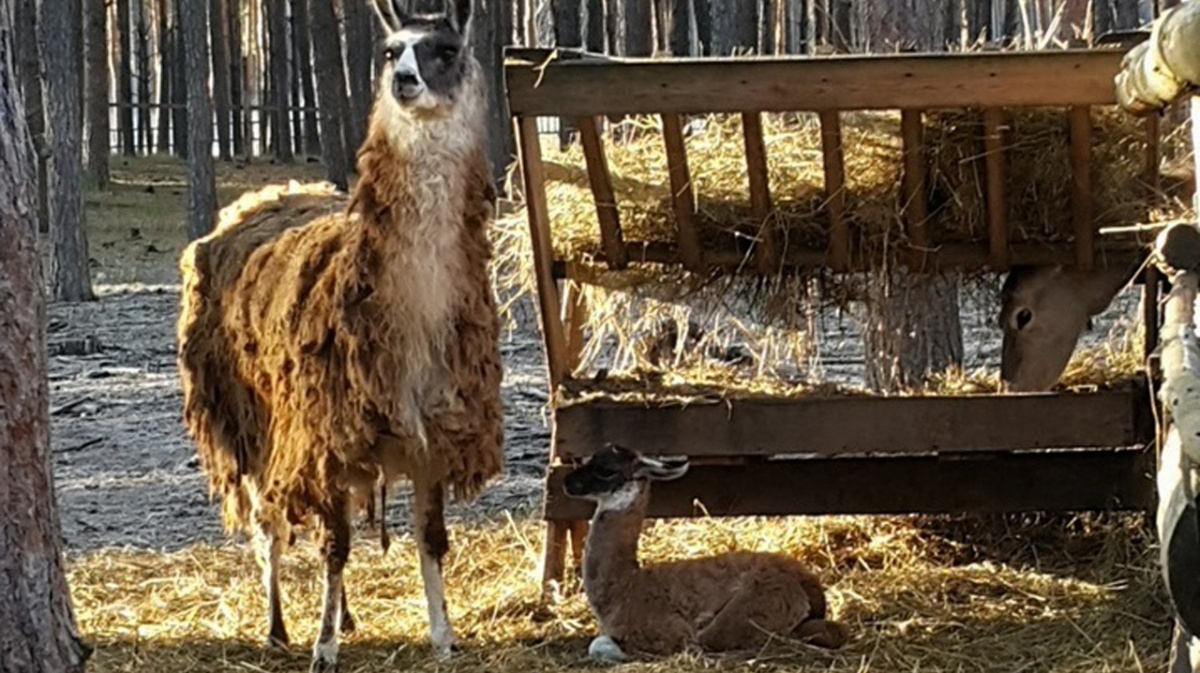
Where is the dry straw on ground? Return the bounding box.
[70,512,1171,672]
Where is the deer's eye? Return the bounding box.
[1015,308,1033,330]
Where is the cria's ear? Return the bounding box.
[635,455,689,482]
[372,0,411,31]
[449,0,473,40]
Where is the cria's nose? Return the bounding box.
[395,70,421,89]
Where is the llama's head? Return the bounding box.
[564,444,689,509]
[371,0,477,116]
[998,262,1134,392]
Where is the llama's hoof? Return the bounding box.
[431,626,458,661]
[310,640,338,673]
[588,635,627,663]
[266,632,290,651]
[340,611,356,634]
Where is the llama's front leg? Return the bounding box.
[414,478,456,659]
[251,525,289,648]
[311,496,351,673]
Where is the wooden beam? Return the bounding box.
[1069,105,1095,271]
[560,277,589,375]
[1144,265,1161,365]
[660,113,704,272]
[576,115,628,269]
[983,108,1009,270]
[544,449,1155,519]
[741,112,778,274]
[505,50,1129,117]
[516,116,569,388]
[902,109,930,269]
[551,241,1147,277]
[554,389,1152,458]
[820,110,849,272]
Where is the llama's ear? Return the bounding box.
[372,0,410,31]
[450,0,473,39]
[635,455,689,482]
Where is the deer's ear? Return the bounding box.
[372,0,411,30]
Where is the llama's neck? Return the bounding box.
[583,483,648,618]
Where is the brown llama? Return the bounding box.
[175,1,502,669]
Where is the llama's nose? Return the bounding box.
[393,70,423,100]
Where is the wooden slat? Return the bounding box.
[505,50,1128,116]
[901,109,930,269]
[540,520,570,590]
[660,113,704,272]
[560,278,589,375]
[544,449,1155,519]
[741,112,778,274]
[576,116,628,269]
[516,116,569,388]
[819,110,849,271]
[983,108,1009,270]
[552,241,1146,277]
[1069,105,1095,270]
[1144,265,1161,364]
[554,389,1152,458]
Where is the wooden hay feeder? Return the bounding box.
[503,47,1165,588]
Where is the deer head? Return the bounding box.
[998,262,1136,392]
[371,0,475,114]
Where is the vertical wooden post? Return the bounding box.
[901,109,930,270]
[1144,113,1161,197]
[1068,105,1094,270]
[661,113,705,272]
[983,108,1009,271]
[820,110,849,272]
[742,111,778,274]
[577,115,628,269]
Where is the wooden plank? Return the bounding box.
[554,389,1151,458]
[540,520,570,590]
[660,113,704,272]
[983,108,1009,270]
[505,50,1129,117]
[1069,105,1095,270]
[561,277,589,375]
[741,112,778,274]
[552,241,1147,277]
[516,116,569,388]
[1144,265,1161,364]
[819,110,849,272]
[902,109,930,269]
[544,449,1155,519]
[576,115,628,269]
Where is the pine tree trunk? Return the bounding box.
[116,0,134,154]
[863,272,964,392]
[39,0,95,302]
[84,0,109,187]
[586,0,605,50]
[210,0,233,160]
[553,0,583,44]
[292,0,319,155]
[181,0,216,239]
[474,0,514,183]
[342,0,372,153]
[136,0,151,153]
[155,0,171,153]
[266,0,293,162]
[623,0,652,54]
[229,0,246,157]
[0,23,91,673]
[171,0,187,158]
[307,0,349,189]
[710,0,756,54]
[15,0,50,234]
[666,0,689,53]
[694,0,713,53]
[288,18,303,155]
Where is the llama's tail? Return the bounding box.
[793,618,850,649]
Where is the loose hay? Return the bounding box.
[70,513,1171,672]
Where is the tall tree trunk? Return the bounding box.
[0,21,91,673]
[84,0,109,187]
[155,0,171,154]
[136,0,151,153]
[230,0,245,157]
[694,0,713,53]
[710,0,756,53]
[39,0,95,302]
[586,0,605,50]
[553,0,583,44]
[343,0,372,153]
[210,0,233,160]
[292,0,319,155]
[15,0,50,234]
[288,14,303,155]
[666,0,689,53]
[117,0,134,155]
[266,0,293,162]
[171,0,187,158]
[864,273,964,392]
[308,0,349,189]
[181,0,217,239]
[623,0,652,54]
[475,0,514,184]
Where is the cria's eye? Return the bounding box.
[383,48,397,61]
[438,46,459,61]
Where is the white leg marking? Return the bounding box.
[418,544,455,659]
[588,635,628,663]
[311,570,343,672]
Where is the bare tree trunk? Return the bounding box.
[210,0,233,160]
[84,0,109,187]
[710,0,756,53]
[136,0,151,153]
[288,15,303,154]
[864,273,964,392]
[0,23,91,673]
[586,0,605,49]
[230,0,246,157]
[116,0,134,155]
[343,0,372,152]
[266,0,292,162]
[474,0,514,184]
[181,0,216,239]
[666,0,689,53]
[171,0,187,158]
[553,0,583,45]
[623,0,652,54]
[15,0,49,234]
[39,0,95,302]
[292,0,319,155]
[308,0,349,189]
[155,0,171,153]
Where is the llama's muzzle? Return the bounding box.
[393,70,425,103]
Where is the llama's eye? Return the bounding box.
[438,47,458,62]
[383,48,396,61]
[1015,308,1033,330]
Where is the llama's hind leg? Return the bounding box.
[414,478,456,660]
[251,524,289,648]
[697,578,809,653]
[311,494,351,673]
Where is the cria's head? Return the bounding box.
[563,444,689,501]
[371,0,475,114]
